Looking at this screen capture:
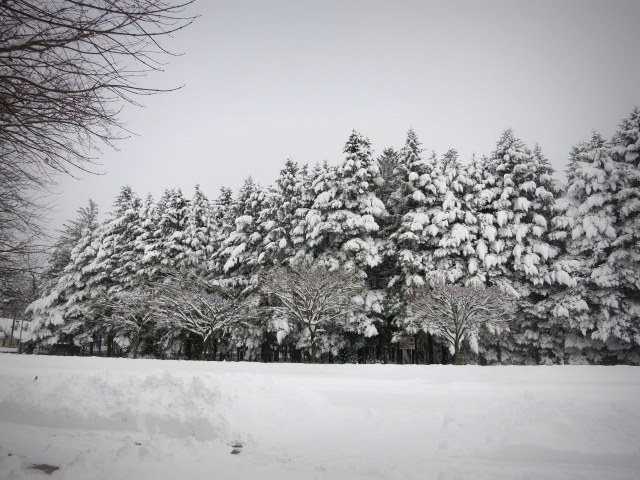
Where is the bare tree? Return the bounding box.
[0,1,196,272]
[1,251,44,348]
[1,0,196,171]
[97,288,158,358]
[0,165,53,276]
[261,265,365,363]
[152,270,254,360]
[406,283,516,365]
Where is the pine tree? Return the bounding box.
[58,186,145,312]
[534,182,590,364]
[299,132,386,354]
[216,177,267,289]
[304,131,387,273]
[376,147,400,205]
[609,108,640,361]
[28,208,108,347]
[136,193,162,281]
[47,199,99,281]
[55,187,147,350]
[472,131,563,363]
[554,111,640,364]
[153,188,190,268]
[429,148,477,284]
[209,187,235,267]
[259,160,314,267]
[388,129,445,291]
[182,185,217,268]
[519,145,579,364]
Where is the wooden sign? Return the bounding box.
[399,337,415,350]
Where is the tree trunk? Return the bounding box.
[440,344,448,364]
[18,318,25,353]
[211,337,218,361]
[130,333,141,359]
[454,340,462,365]
[107,334,114,357]
[310,330,317,363]
[9,309,17,347]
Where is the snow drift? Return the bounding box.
[1,355,639,479]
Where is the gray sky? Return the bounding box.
[54,0,640,228]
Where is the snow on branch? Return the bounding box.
[406,281,516,364]
[261,265,366,362]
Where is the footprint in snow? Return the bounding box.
[231,443,243,455]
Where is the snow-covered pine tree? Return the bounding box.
[608,108,640,362]
[304,131,387,273]
[380,131,439,361]
[429,148,477,284]
[533,179,590,364]
[56,186,150,351]
[181,185,217,268]
[215,177,268,289]
[30,199,101,348]
[298,132,385,354]
[212,179,268,355]
[47,199,100,281]
[259,160,313,267]
[135,194,162,281]
[551,133,622,363]
[387,129,446,292]
[151,188,190,269]
[517,145,580,364]
[207,187,235,268]
[78,186,144,299]
[375,147,400,206]
[27,185,145,349]
[28,214,105,348]
[388,135,481,363]
[553,111,640,364]
[472,131,563,364]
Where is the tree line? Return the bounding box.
[26,107,640,365]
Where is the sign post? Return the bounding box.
[399,336,415,364]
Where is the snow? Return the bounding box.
[0,318,29,343]
[483,225,497,242]
[411,190,427,203]
[514,197,531,212]
[496,210,508,227]
[2,356,638,480]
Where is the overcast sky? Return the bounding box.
[53,0,640,228]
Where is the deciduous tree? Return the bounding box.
[261,265,371,363]
[405,282,516,364]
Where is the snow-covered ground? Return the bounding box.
[0,355,638,479]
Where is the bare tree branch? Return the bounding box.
[0,0,196,274]
[151,269,255,360]
[405,282,516,364]
[261,265,366,363]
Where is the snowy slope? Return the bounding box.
[0,355,638,480]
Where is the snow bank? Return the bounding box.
[0,358,329,448]
[1,356,639,480]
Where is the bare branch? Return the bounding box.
[261,265,366,362]
[0,0,197,270]
[406,282,516,364]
